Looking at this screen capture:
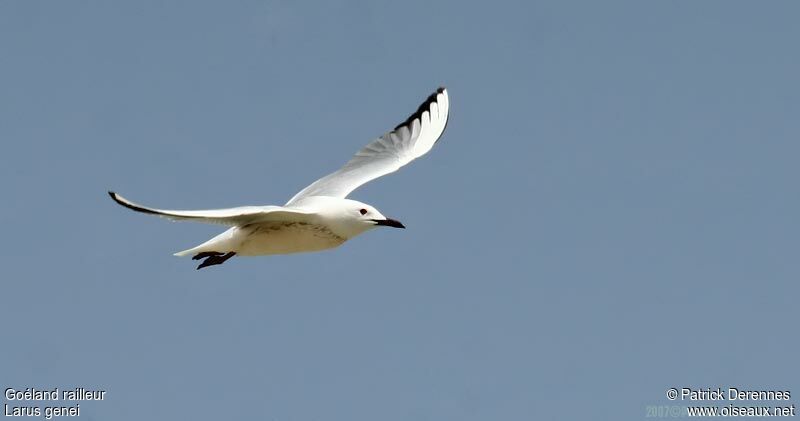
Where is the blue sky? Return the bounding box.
[1,1,798,419]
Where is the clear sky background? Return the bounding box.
[1,1,798,420]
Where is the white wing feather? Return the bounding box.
[109,192,312,226]
[286,87,449,205]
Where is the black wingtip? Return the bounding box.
[108,191,160,215]
[393,87,448,131]
[108,191,128,208]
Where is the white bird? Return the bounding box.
[110,87,450,269]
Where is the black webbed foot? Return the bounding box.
[192,251,224,260]
[196,252,236,270]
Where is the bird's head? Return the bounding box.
[350,200,405,229]
[301,197,404,239]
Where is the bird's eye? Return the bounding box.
[359,208,368,215]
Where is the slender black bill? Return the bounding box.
[373,218,405,229]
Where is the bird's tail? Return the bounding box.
[173,248,197,257]
[173,228,239,257]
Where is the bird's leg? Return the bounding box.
[196,252,236,270]
[192,251,224,260]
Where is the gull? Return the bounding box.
[109,87,450,269]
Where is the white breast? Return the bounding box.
[236,222,346,256]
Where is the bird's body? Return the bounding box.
[232,222,346,256]
[179,221,345,257]
[110,87,449,269]
[171,197,378,257]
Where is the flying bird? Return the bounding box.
[110,87,450,269]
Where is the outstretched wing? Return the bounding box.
[109,191,312,226]
[286,87,450,205]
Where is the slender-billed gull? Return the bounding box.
[110,87,450,269]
